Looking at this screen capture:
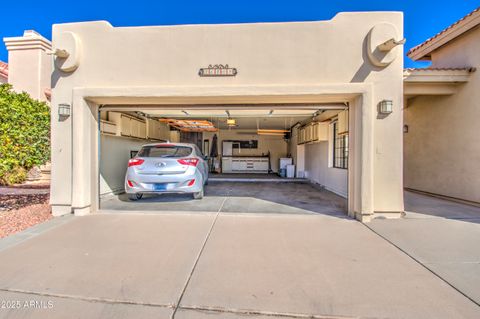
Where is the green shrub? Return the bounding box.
[0,84,50,185]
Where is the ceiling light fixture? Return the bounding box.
[257,129,289,136]
[227,118,236,126]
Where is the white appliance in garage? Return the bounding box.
[223,141,233,156]
[279,157,293,170]
[286,164,295,178]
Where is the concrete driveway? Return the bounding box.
[1,208,479,319]
[369,191,480,306]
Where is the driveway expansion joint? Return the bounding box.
[362,223,480,308]
[0,287,174,309]
[171,209,222,319]
[178,304,362,319]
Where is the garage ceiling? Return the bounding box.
[141,108,310,130]
[104,105,346,130]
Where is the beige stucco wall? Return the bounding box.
[50,12,404,220]
[404,27,480,203]
[4,31,52,102]
[304,130,348,198]
[289,115,348,197]
[203,130,288,173]
[99,134,148,197]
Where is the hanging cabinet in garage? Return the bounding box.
[108,112,147,139]
[337,110,349,135]
[297,122,328,145]
[297,126,306,144]
[146,118,170,141]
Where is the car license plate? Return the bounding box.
[153,183,168,191]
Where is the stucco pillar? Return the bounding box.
[3,30,52,102]
[71,95,98,216]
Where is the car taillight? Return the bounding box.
[177,158,199,167]
[127,180,135,187]
[187,179,195,187]
[128,158,144,167]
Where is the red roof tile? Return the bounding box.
[0,61,8,80]
[404,67,476,72]
[407,7,480,58]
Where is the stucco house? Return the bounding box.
[404,7,479,205]
[45,12,405,221]
[3,12,409,222]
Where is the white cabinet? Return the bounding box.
[338,110,349,135]
[297,127,306,144]
[223,157,269,173]
[129,117,146,139]
[146,118,170,141]
[305,125,313,142]
[170,131,180,142]
[298,122,328,144]
[119,114,131,136]
[222,157,232,172]
[108,112,146,139]
[315,122,329,141]
[100,120,116,135]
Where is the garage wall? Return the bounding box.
[289,112,348,197]
[305,141,348,198]
[203,130,288,172]
[99,134,148,196]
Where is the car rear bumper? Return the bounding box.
[125,169,204,194]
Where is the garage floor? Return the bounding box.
[100,182,347,216]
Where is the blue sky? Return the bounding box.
[0,0,478,67]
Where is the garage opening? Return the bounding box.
[98,104,350,216]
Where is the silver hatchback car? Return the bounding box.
[125,143,208,201]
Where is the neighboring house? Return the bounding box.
[3,30,52,102]
[0,60,7,83]
[404,7,480,204]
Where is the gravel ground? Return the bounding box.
[0,184,52,239]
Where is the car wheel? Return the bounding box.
[193,188,204,200]
[128,193,143,201]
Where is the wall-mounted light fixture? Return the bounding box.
[378,100,393,114]
[58,103,71,118]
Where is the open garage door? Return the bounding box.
[98,104,350,216]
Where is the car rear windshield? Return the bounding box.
[137,145,193,158]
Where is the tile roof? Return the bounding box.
[404,67,476,72]
[0,61,8,80]
[407,7,480,59]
